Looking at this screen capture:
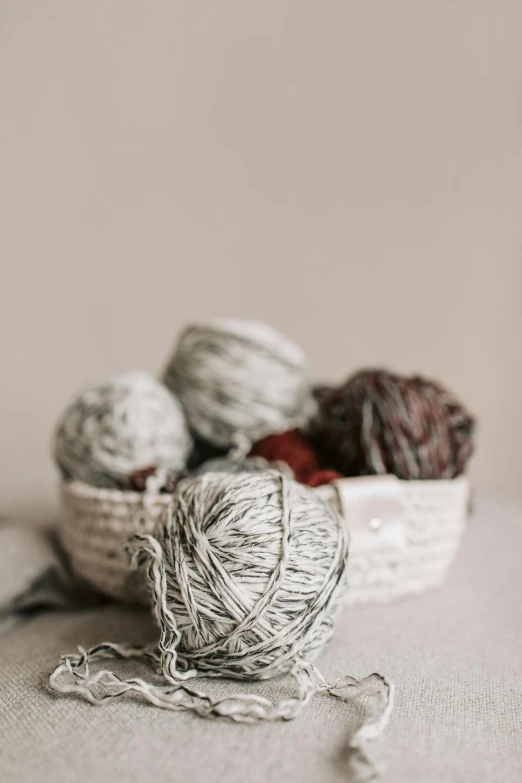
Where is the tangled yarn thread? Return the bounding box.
[50,472,393,774]
[163,319,316,453]
[53,372,192,488]
[312,369,475,480]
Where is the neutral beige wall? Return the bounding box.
[1,1,521,521]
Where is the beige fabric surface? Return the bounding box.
[1,494,521,783]
[0,524,60,612]
[0,522,103,635]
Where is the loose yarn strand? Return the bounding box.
[130,533,197,683]
[49,645,393,761]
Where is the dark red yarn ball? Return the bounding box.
[250,430,341,487]
[311,369,475,481]
[250,430,319,483]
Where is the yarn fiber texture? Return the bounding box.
[151,470,349,679]
[163,319,316,452]
[312,369,475,480]
[53,371,192,488]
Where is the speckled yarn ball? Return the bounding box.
[53,371,192,488]
[250,430,342,487]
[163,319,316,452]
[140,471,349,681]
[312,369,475,480]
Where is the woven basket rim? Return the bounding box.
[61,473,470,502]
[61,479,175,504]
[331,475,470,489]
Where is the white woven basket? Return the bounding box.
[59,474,470,604]
[59,482,173,603]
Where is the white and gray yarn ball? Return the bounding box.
[53,371,192,488]
[162,319,316,451]
[142,470,349,682]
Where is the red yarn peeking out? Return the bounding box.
[306,469,344,488]
[250,430,342,488]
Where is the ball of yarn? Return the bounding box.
[53,371,192,488]
[250,430,318,481]
[312,369,475,480]
[250,430,342,487]
[142,471,349,680]
[163,319,316,451]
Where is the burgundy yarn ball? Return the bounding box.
[311,370,475,481]
[250,430,318,482]
[250,430,341,487]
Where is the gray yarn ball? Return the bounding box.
[163,319,316,451]
[53,371,192,488]
[142,470,350,681]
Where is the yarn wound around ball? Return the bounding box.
[162,319,316,453]
[311,369,475,480]
[50,471,394,778]
[53,371,192,488]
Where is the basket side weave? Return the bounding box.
[59,482,172,602]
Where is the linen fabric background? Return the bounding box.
[1,1,521,522]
